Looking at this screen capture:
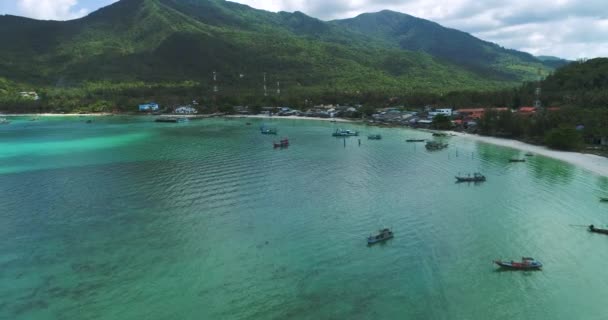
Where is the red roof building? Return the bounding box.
[456,108,509,120]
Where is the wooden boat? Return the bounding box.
[332,129,359,137]
[494,257,542,270]
[368,134,382,140]
[455,173,486,183]
[589,225,608,235]
[367,228,393,245]
[155,117,188,123]
[425,141,448,151]
[406,139,425,142]
[525,152,534,157]
[432,132,448,137]
[509,159,526,163]
[273,138,289,148]
[260,126,278,135]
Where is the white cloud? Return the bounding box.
[17,0,88,20]
[230,0,608,59]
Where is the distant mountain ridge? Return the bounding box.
[0,0,565,93]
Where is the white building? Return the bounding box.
[20,92,39,100]
[175,106,198,114]
[428,108,453,118]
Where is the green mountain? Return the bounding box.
[333,10,555,80]
[536,55,571,69]
[538,58,608,107]
[0,0,557,96]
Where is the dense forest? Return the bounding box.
[0,0,565,113]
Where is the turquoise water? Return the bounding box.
[1,116,608,319]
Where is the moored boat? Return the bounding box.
[509,159,526,163]
[368,134,382,140]
[600,198,608,202]
[455,173,486,183]
[432,132,448,137]
[260,126,278,135]
[406,139,425,142]
[155,117,188,123]
[525,152,534,157]
[273,138,289,148]
[367,228,393,245]
[332,128,359,137]
[494,257,542,270]
[425,141,448,151]
[588,225,608,235]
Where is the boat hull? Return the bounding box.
[494,260,542,270]
[455,177,486,183]
[589,226,608,235]
[367,234,393,245]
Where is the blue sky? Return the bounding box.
[1,0,607,60]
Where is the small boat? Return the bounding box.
[330,119,337,123]
[368,134,382,140]
[155,117,188,123]
[494,257,542,270]
[432,132,448,137]
[246,122,252,125]
[273,138,289,148]
[406,139,425,142]
[260,126,278,135]
[600,198,608,202]
[455,173,486,183]
[588,225,608,235]
[367,228,393,245]
[86,119,93,124]
[0,118,10,125]
[332,128,359,137]
[525,152,534,157]
[425,141,448,151]
[509,159,526,163]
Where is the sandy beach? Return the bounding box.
[449,131,608,177]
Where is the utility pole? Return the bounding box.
[534,68,542,111]
[263,72,267,97]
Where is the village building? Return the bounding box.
[139,102,159,112]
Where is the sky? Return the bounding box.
[1,0,606,60]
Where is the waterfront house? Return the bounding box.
[175,106,198,114]
[429,108,453,118]
[20,91,39,100]
[455,108,509,120]
[518,106,536,115]
[139,102,159,112]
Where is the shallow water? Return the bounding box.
[1,116,608,319]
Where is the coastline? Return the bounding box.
[2,112,606,176]
[225,114,353,123]
[230,116,608,177]
[449,131,608,177]
[1,113,116,117]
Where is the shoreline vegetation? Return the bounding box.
[3,112,605,177]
